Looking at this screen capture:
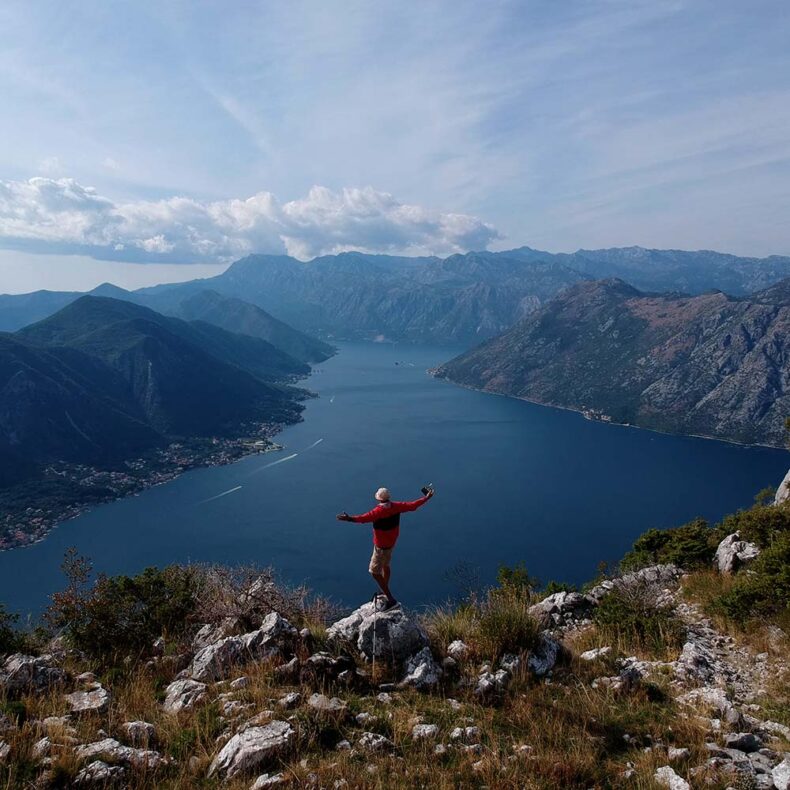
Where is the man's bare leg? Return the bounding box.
[371,571,395,604]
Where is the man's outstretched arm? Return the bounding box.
[336,505,383,523]
[395,490,434,513]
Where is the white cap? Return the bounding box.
[375,487,391,502]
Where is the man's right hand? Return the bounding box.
[336,512,351,521]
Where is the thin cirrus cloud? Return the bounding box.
[0,177,500,262]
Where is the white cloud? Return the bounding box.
[0,177,500,262]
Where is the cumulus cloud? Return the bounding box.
[0,177,500,262]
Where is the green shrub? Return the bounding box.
[0,603,21,655]
[712,532,790,624]
[620,518,716,571]
[715,503,790,548]
[46,549,199,666]
[543,580,577,595]
[497,562,540,593]
[594,584,684,657]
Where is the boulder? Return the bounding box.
[399,647,442,690]
[209,721,295,780]
[327,602,428,664]
[587,565,681,603]
[73,760,126,786]
[189,612,298,682]
[65,686,111,716]
[654,765,690,790]
[162,678,208,713]
[773,757,790,790]
[0,653,67,695]
[122,721,156,747]
[192,617,244,651]
[528,591,594,626]
[75,738,169,770]
[723,732,762,753]
[714,533,760,574]
[527,633,562,677]
[774,468,790,505]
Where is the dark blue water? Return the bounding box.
[0,341,787,617]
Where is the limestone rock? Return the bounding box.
[714,533,760,574]
[73,760,126,786]
[163,678,208,713]
[399,647,442,690]
[278,692,301,710]
[357,732,395,753]
[0,653,67,694]
[528,632,562,677]
[251,773,286,788]
[327,602,428,664]
[580,646,611,661]
[449,726,480,744]
[772,756,790,790]
[0,740,8,763]
[724,732,762,752]
[192,617,244,652]
[447,640,469,661]
[528,591,594,626]
[65,686,111,715]
[668,747,690,762]
[209,721,295,780]
[76,738,168,770]
[412,723,439,740]
[654,765,690,790]
[587,565,681,603]
[774,468,790,504]
[475,668,510,699]
[307,693,347,716]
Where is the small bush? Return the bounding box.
[543,580,577,595]
[620,518,716,571]
[594,583,684,657]
[0,603,22,655]
[46,549,199,666]
[715,502,790,548]
[497,562,540,593]
[711,532,790,624]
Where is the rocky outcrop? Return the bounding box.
[714,532,760,574]
[188,612,297,682]
[774,468,790,505]
[162,679,208,713]
[208,721,295,780]
[527,633,562,677]
[528,591,594,627]
[65,685,111,716]
[327,602,428,664]
[0,654,67,695]
[75,738,169,770]
[587,564,681,603]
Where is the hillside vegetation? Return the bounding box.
[0,494,788,788]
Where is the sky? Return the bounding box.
[1,0,789,293]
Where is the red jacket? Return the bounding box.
[348,496,430,548]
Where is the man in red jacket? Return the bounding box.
[337,485,434,610]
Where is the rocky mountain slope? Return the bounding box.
[435,278,790,447]
[5,246,790,345]
[0,496,788,789]
[1,296,306,471]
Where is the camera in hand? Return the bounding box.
[421,484,434,496]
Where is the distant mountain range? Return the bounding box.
[1,296,309,480]
[435,278,790,447]
[4,246,790,345]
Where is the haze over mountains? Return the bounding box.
[436,279,790,448]
[4,246,790,345]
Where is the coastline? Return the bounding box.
[0,421,296,553]
[430,371,788,452]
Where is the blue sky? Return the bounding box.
[1,0,789,292]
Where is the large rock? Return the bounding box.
[192,617,244,651]
[65,686,111,716]
[76,738,169,770]
[0,653,67,694]
[713,532,760,574]
[162,678,208,713]
[654,765,690,790]
[327,602,428,664]
[208,721,295,780]
[774,468,790,504]
[189,613,297,682]
[528,591,594,627]
[527,633,562,677]
[587,565,681,603]
[73,760,126,786]
[399,647,442,690]
[773,756,790,790]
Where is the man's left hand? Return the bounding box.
[336,512,351,521]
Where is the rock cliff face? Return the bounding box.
[435,279,790,447]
